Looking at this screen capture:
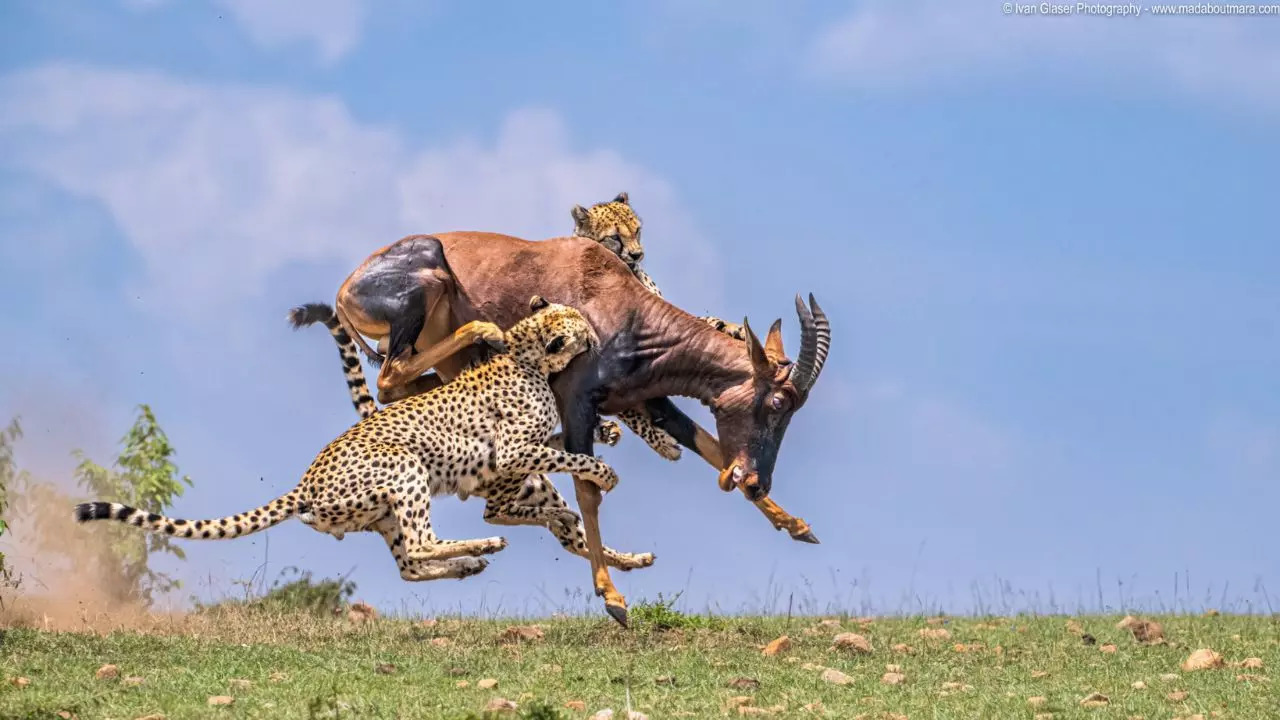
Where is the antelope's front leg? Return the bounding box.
[642,397,820,544]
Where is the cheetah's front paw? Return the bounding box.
[592,465,620,492]
[594,420,622,446]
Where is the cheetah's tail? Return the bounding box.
[287,302,378,420]
[73,488,305,541]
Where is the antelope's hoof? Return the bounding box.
[791,529,821,544]
[605,602,629,628]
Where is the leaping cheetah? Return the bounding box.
[75,298,654,581]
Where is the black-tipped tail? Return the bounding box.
[288,302,338,329]
[75,501,130,523]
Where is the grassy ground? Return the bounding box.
[2,606,1276,720]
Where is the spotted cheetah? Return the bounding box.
[570,192,746,341]
[75,298,654,581]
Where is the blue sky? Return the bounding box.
[1,1,1277,617]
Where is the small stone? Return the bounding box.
[941,681,965,690]
[1181,649,1224,671]
[726,696,753,709]
[1167,690,1189,701]
[801,663,826,672]
[1079,692,1109,707]
[565,700,586,711]
[891,643,913,653]
[375,663,397,675]
[880,671,905,685]
[728,676,760,690]
[1100,644,1117,654]
[654,675,676,686]
[1160,673,1180,681]
[500,625,545,643]
[228,678,250,689]
[448,667,468,676]
[269,671,288,683]
[1028,696,1047,706]
[477,678,499,689]
[832,632,872,653]
[207,696,234,707]
[1031,670,1050,679]
[762,635,791,656]
[123,676,145,687]
[1240,657,1264,669]
[11,677,31,688]
[456,681,470,689]
[918,628,951,641]
[820,668,853,685]
[484,698,518,713]
[1132,681,1147,689]
[95,664,119,680]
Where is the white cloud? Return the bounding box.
[808,1,1280,112]
[0,63,721,321]
[213,0,369,65]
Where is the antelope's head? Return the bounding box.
[711,294,831,501]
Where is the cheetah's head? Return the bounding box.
[570,192,645,268]
[507,296,597,375]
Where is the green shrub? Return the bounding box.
[630,591,718,631]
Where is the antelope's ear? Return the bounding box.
[764,318,786,364]
[743,318,772,378]
[529,295,550,312]
[571,205,590,229]
[613,192,629,205]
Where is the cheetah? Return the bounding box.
[570,192,747,341]
[75,298,654,581]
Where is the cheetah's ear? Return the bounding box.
[613,192,629,205]
[571,204,590,230]
[529,295,550,312]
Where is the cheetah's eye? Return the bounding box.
[545,336,567,355]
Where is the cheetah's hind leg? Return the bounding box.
[372,516,489,581]
[482,474,655,572]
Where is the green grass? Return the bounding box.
[2,609,1277,719]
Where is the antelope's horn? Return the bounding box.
[793,293,830,394]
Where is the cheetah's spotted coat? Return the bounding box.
[75,299,654,580]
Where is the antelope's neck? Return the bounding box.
[604,296,751,410]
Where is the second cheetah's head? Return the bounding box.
[507,296,598,375]
[570,192,645,268]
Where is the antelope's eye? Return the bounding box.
[770,393,789,412]
[545,336,567,354]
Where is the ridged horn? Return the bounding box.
[793,293,830,394]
